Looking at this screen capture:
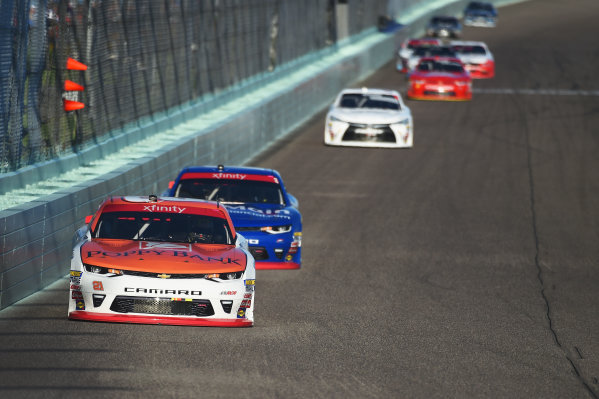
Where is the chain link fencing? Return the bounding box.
[0,0,403,174]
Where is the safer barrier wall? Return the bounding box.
[0,0,518,309]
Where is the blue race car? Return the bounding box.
[463,2,497,27]
[164,165,302,269]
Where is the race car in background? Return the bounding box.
[325,88,413,148]
[407,57,472,101]
[450,40,495,78]
[463,1,497,27]
[425,16,462,38]
[397,38,442,73]
[404,45,457,73]
[165,165,302,270]
[68,195,255,327]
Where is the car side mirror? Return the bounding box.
[85,215,93,224]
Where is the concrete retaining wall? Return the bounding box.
[0,0,518,309]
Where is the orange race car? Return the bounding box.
[68,195,255,327]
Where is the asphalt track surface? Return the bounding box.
[1,0,598,397]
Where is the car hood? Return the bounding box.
[328,108,408,124]
[81,239,247,273]
[225,204,293,228]
[412,72,469,81]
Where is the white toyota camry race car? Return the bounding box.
[325,88,413,148]
[68,195,255,327]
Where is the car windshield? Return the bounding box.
[452,45,487,55]
[339,93,400,110]
[417,60,465,74]
[414,46,456,57]
[409,42,435,50]
[175,178,285,205]
[432,17,458,25]
[92,211,233,244]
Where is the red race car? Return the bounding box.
[407,57,472,101]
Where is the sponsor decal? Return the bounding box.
[213,173,246,180]
[237,308,246,318]
[220,291,237,296]
[142,204,186,213]
[244,279,255,293]
[243,293,252,299]
[426,84,453,92]
[70,270,82,284]
[286,254,293,261]
[70,284,81,290]
[76,300,85,310]
[248,239,259,245]
[85,250,242,265]
[157,273,171,279]
[72,290,83,300]
[240,299,252,308]
[125,287,201,295]
[92,281,104,291]
[181,172,278,184]
[227,205,291,217]
[171,298,192,302]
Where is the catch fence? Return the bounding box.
[0,0,389,174]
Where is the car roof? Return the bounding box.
[339,87,401,97]
[98,195,224,211]
[450,40,488,47]
[179,165,276,176]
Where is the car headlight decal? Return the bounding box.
[328,114,345,123]
[261,225,292,234]
[84,263,123,276]
[205,272,244,281]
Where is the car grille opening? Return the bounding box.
[249,246,269,260]
[423,90,456,97]
[235,226,262,232]
[342,123,396,143]
[221,300,233,314]
[110,296,214,317]
[121,270,207,279]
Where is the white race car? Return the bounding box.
[68,195,255,327]
[324,88,413,148]
[450,40,495,78]
[397,38,442,73]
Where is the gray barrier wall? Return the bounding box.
[0,0,519,309]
